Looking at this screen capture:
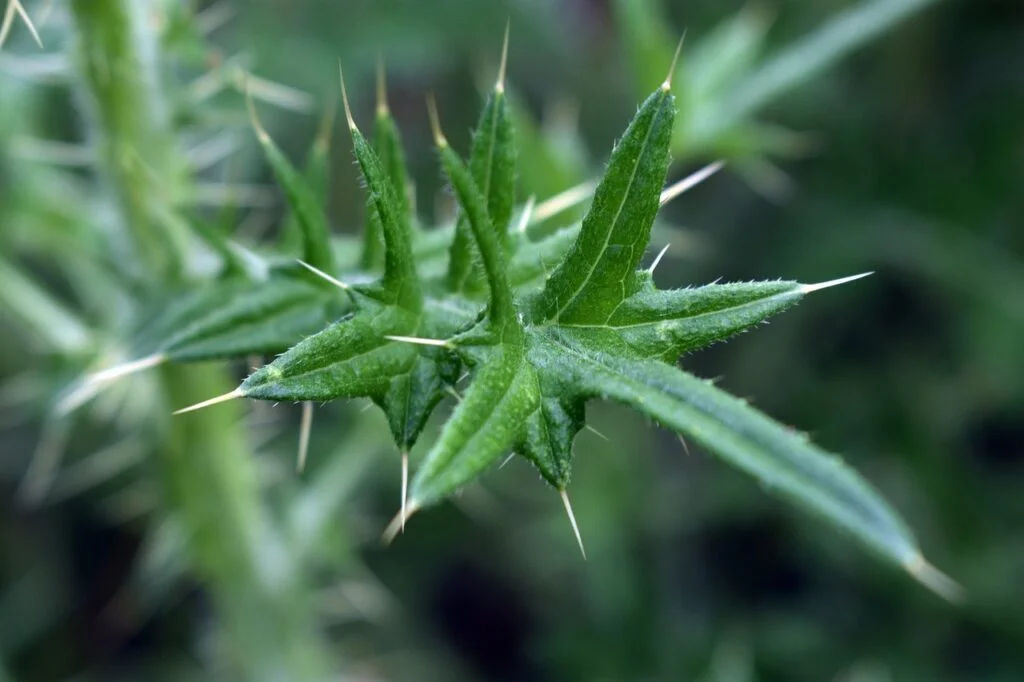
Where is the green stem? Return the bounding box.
[70,0,186,281]
[68,2,329,678]
[162,366,328,680]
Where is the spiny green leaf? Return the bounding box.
[533,84,676,324]
[432,104,517,333]
[409,343,537,510]
[572,279,804,360]
[518,394,584,490]
[238,293,467,452]
[542,336,957,598]
[135,277,341,362]
[446,36,516,293]
[362,63,411,271]
[279,107,334,255]
[374,349,460,452]
[343,75,421,311]
[241,305,418,402]
[183,63,953,596]
[247,94,336,274]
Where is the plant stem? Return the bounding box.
[162,365,328,680]
[68,1,328,678]
[70,0,185,281]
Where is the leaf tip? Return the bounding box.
[800,271,874,294]
[172,387,244,415]
[905,553,964,603]
[426,94,447,148]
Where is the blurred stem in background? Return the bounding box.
[67,1,328,678]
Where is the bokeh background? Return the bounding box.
[1,0,1022,680]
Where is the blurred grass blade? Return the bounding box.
[706,0,938,138]
[247,91,336,274]
[281,101,335,255]
[0,257,91,354]
[610,0,676,92]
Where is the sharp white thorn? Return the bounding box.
[531,180,598,223]
[498,452,516,469]
[515,196,536,234]
[678,434,691,457]
[647,243,671,274]
[400,452,409,533]
[244,71,313,112]
[54,381,104,417]
[375,52,388,116]
[663,32,685,91]
[85,354,166,386]
[445,386,463,402]
[339,62,357,131]
[56,354,166,415]
[382,500,420,545]
[384,335,451,348]
[296,401,313,473]
[297,259,349,290]
[560,489,586,560]
[660,161,725,206]
[585,424,610,442]
[426,93,447,147]
[1,0,43,50]
[800,271,874,294]
[904,554,964,603]
[173,388,243,415]
[496,20,510,93]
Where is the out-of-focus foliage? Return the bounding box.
[1,0,1022,680]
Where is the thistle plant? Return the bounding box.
[127,33,960,599]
